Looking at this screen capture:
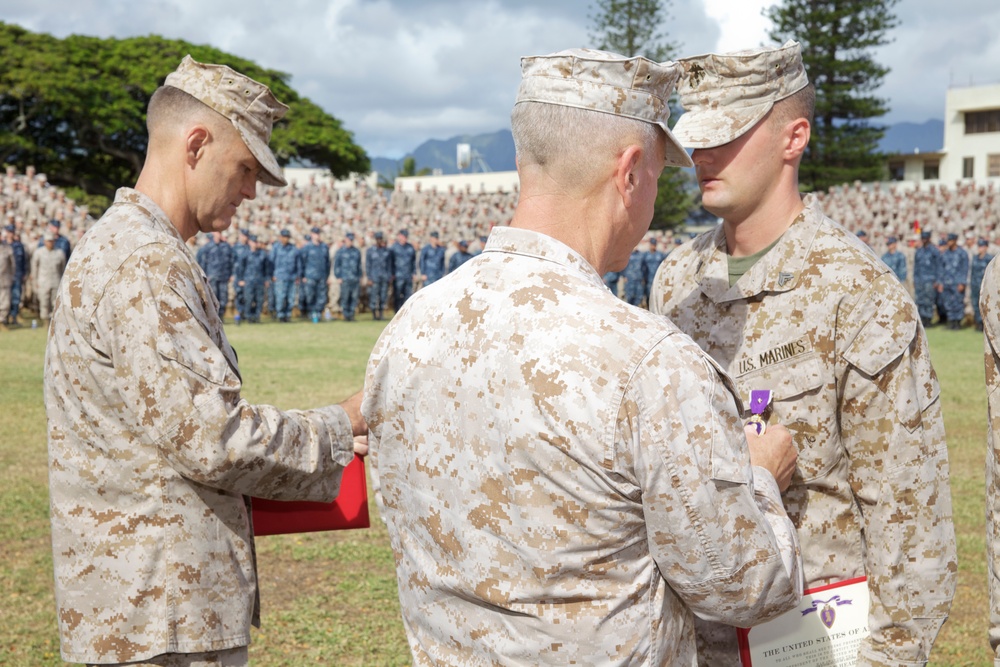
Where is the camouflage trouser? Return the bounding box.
[91,646,248,666]
[369,279,390,317]
[209,278,228,318]
[38,283,58,320]
[0,282,10,322]
[942,284,965,322]
[10,279,21,320]
[914,281,937,321]
[393,278,413,311]
[625,281,644,307]
[973,285,984,324]
[274,279,294,319]
[340,279,360,319]
[300,278,328,317]
[244,281,265,321]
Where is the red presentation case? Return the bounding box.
[251,456,370,535]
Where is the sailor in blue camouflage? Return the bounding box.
[940,232,969,329]
[418,231,446,287]
[623,247,646,306]
[299,226,331,321]
[334,232,362,321]
[642,237,666,300]
[972,238,994,330]
[232,228,251,319]
[271,229,298,321]
[913,231,942,326]
[199,230,234,318]
[237,234,272,323]
[365,231,392,320]
[389,229,416,311]
[880,235,907,283]
[447,239,473,273]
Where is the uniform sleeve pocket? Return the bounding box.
[154,272,230,388]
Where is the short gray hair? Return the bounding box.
[511,102,662,184]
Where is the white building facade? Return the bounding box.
[888,83,1000,185]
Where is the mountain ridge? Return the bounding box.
[370,120,946,180]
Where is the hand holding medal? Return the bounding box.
[746,389,773,435]
[743,391,796,492]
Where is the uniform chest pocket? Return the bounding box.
[736,352,836,481]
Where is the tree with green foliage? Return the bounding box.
[377,155,431,189]
[588,0,696,230]
[766,0,899,191]
[0,23,369,213]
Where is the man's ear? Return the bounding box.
[615,144,643,209]
[185,125,211,170]
[785,118,810,161]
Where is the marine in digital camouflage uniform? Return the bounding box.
[44,55,367,667]
[981,259,1000,664]
[649,41,956,667]
[363,47,803,667]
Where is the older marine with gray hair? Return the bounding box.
[45,55,367,667]
[649,41,956,666]
[363,47,803,666]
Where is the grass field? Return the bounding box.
[0,317,994,665]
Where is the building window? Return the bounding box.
[963,157,975,179]
[990,154,1000,178]
[966,109,1000,134]
[924,161,939,180]
[888,161,904,181]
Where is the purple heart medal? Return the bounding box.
[746,390,773,436]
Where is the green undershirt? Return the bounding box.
[728,237,781,287]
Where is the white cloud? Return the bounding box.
[701,0,771,51]
[0,0,994,156]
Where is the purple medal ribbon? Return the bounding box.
[746,389,773,436]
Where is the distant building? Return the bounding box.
[886,83,1000,184]
[394,171,520,194]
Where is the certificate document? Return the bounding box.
[738,576,869,666]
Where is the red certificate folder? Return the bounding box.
[251,456,370,535]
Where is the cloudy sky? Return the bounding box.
[2,0,998,159]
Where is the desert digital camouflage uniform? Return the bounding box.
[649,198,957,666]
[982,259,1000,665]
[0,237,13,324]
[364,225,802,666]
[45,54,356,666]
[31,238,66,319]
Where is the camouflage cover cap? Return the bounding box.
[165,55,289,187]
[672,40,809,149]
[515,48,693,168]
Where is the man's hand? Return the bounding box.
[353,435,369,456]
[338,389,367,437]
[746,423,797,492]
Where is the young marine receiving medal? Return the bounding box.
[648,41,956,667]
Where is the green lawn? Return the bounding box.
[0,320,993,665]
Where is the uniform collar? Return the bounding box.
[484,226,606,290]
[113,188,186,246]
[696,195,822,303]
